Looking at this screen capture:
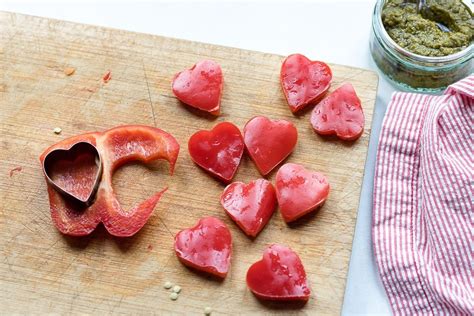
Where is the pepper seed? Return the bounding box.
[170,292,179,300]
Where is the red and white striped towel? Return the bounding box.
[373,75,473,315]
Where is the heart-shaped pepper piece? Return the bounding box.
[280,53,332,113]
[174,217,232,278]
[43,142,102,206]
[188,122,244,183]
[276,163,329,223]
[220,179,277,237]
[244,116,297,176]
[247,244,311,301]
[172,59,223,116]
[310,83,365,141]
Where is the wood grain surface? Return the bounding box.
[0,11,378,315]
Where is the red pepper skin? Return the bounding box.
[246,244,311,301]
[310,83,365,141]
[280,53,332,113]
[188,122,244,183]
[102,70,111,83]
[174,217,232,278]
[220,179,276,237]
[275,163,329,223]
[172,60,223,116]
[39,125,180,237]
[243,116,297,176]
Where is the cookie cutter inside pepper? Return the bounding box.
[42,142,103,206]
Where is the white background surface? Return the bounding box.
[0,0,396,314]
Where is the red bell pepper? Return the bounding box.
[247,244,311,301]
[280,53,332,113]
[174,217,232,278]
[39,125,180,237]
[188,122,244,183]
[243,116,297,176]
[172,60,223,116]
[220,179,277,237]
[275,163,330,223]
[310,83,365,141]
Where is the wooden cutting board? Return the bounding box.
[0,11,378,315]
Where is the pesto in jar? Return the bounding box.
[382,0,473,57]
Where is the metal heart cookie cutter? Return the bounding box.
[42,142,103,206]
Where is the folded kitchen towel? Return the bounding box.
[373,75,473,315]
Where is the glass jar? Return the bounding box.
[370,0,473,93]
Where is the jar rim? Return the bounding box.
[373,0,473,64]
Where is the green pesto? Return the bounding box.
[382,0,473,57]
